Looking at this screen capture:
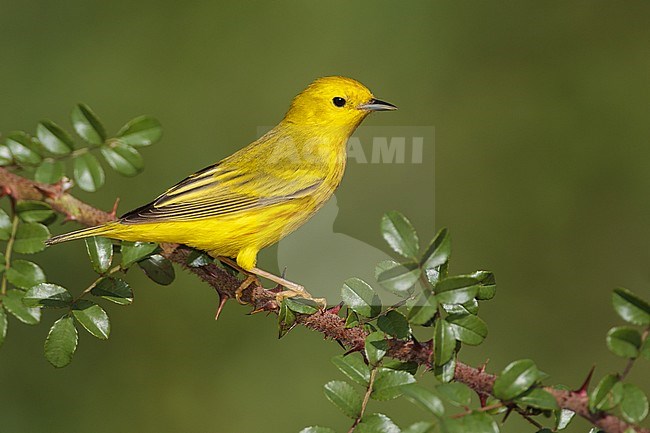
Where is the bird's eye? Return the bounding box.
[332,97,346,107]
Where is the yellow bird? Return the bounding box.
[47,76,396,300]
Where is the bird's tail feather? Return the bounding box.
[45,223,117,246]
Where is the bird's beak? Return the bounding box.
[357,98,398,111]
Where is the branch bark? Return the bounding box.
[0,166,646,433]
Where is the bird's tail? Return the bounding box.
[45,223,119,246]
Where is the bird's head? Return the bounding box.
[283,76,396,133]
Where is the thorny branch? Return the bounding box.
[0,166,647,433]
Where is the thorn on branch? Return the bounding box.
[575,365,595,396]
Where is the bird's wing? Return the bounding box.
[120,162,323,224]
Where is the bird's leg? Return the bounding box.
[217,257,326,307]
[247,266,326,308]
[234,274,259,305]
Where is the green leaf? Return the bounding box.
[1,289,41,324]
[73,152,105,192]
[606,326,641,358]
[472,271,496,300]
[186,250,213,267]
[120,241,158,267]
[15,200,56,224]
[44,315,77,368]
[341,278,380,318]
[446,313,487,346]
[400,383,444,416]
[642,338,650,361]
[332,354,370,386]
[72,300,110,339]
[0,144,13,165]
[434,319,456,366]
[90,277,133,305]
[434,356,456,383]
[284,297,319,315]
[436,382,472,407]
[407,293,438,326]
[5,259,46,289]
[442,412,498,433]
[13,222,49,253]
[356,413,400,433]
[365,331,388,365]
[421,228,450,270]
[278,299,296,338]
[298,428,337,433]
[493,359,540,401]
[402,422,434,433]
[435,276,479,305]
[0,306,7,348]
[5,131,42,165]
[35,160,65,184]
[0,252,4,273]
[100,142,144,176]
[377,310,410,339]
[23,283,72,308]
[0,209,12,240]
[71,103,106,145]
[85,236,113,274]
[620,383,648,423]
[138,254,175,285]
[382,360,418,375]
[381,211,419,259]
[589,374,623,412]
[323,380,361,418]
[371,368,415,400]
[442,298,479,316]
[345,311,359,328]
[377,261,421,295]
[116,115,162,147]
[555,408,575,430]
[36,120,73,155]
[612,288,650,325]
[515,388,559,410]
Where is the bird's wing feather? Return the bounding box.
[120,162,323,224]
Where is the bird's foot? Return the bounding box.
[235,274,259,304]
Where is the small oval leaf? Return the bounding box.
[15,200,56,224]
[100,142,143,176]
[71,103,106,145]
[13,222,49,254]
[44,315,78,368]
[137,254,175,285]
[446,313,487,346]
[381,211,419,258]
[121,241,158,268]
[331,354,370,386]
[90,277,133,305]
[612,288,650,325]
[72,300,110,339]
[323,380,362,418]
[24,283,72,308]
[73,152,105,192]
[85,236,113,274]
[493,359,540,401]
[606,326,642,358]
[377,310,410,339]
[5,259,46,289]
[372,368,416,400]
[400,383,444,416]
[36,120,74,155]
[116,115,162,147]
[1,289,41,324]
[341,278,380,318]
[421,228,451,270]
[35,160,65,184]
[5,131,42,166]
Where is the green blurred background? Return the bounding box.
[1,1,650,432]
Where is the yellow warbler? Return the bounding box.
[47,76,396,295]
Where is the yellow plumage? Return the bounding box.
[47,76,396,271]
